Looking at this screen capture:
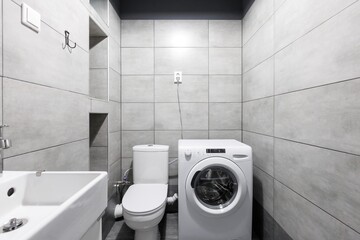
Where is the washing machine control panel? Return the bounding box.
[206,148,226,153]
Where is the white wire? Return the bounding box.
[177,83,184,139]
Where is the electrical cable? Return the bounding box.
[177,82,184,139]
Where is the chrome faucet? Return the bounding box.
[0,125,12,174]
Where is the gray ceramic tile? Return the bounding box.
[109,38,121,73]
[155,131,181,158]
[109,101,121,133]
[155,75,208,103]
[274,0,286,11]
[274,0,357,51]
[243,57,274,101]
[90,69,108,100]
[122,131,154,157]
[209,130,242,141]
[243,17,274,72]
[90,146,108,171]
[243,131,274,176]
[274,79,360,155]
[90,0,108,25]
[243,97,274,135]
[122,103,154,130]
[122,76,154,102]
[253,166,274,217]
[108,131,121,167]
[155,103,208,130]
[109,2,121,44]
[209,20,242,47]
[109,69,121,102]
[155,20,208,47]
[91,99,109,114]
[274,181,360,240]
[275,2,360,94]
[275,138,360,233]
[3,1,88,94]
[0,2,2,76]
[121,158,133,177]
[209,48,242,75]
[4,140,89,171]
[3,78,89,158]
[122,20,154,47]
[90,37,108,68]
[209,103,241,130]
[122,48,154,75]
[11,0,89,49]
[242,0,274,44]
[155,48,208,74]
[183,131,209,139]
[108,160,121,198]
[209,75,241,102]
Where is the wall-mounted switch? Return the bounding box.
[174,71,182,84]
[21,3,41,33]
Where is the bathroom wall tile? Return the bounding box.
[3,78,89,157]
[275,79,360,155]
[109,101,121,133]
[209,75,241,102]
[155,103,208,130]
[122,103,154,130]
[0,2,2,76]
[274,0,286,11]
[209,130,242,141]
[209,103,241,130]
[4,140,89,171]
[243,131,274,176]
[0,78,2,125]
[122,131,154,158]
[253,166,274,217]
[155,20,208,47]
[10,0,89,49]
[275,2,360,94]
[275,138,360,233]
[183,131,209,139]
[90,69,108,100]
[209,48,242,75]
[109,38,121,73]
[89,0,108,25]
[122,76,154,102]
[122,48,154,75]
[90,37,108,68]
[274,181,360,240]
[242,0,274,44]
[243,57,274,101]
[243,97,274,136]
[109,69,121,102]
[108,160,121,198]
[155,75,208,103]
[3,1,88,94]
[91,99,109,114]
[243,18,274,72]
[155,131,181,158]
[109,1,121,44]
[274,0,357,52]
[209,20,242,47]
[122,20,154,47]
[169,157,178,186]
[121,158,132,176]
[90,147,108,171]
[155,48,208,74]
[108,131,121,167]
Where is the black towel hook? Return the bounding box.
[62,30,77,53]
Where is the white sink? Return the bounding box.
[0,171,108,240]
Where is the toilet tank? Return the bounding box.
[132,144,169,184]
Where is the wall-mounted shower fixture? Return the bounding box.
[62,30,77,53]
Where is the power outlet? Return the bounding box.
[174,71,182,84]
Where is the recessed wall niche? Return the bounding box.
[89,113,108,171]
[89,17,109,101]
[90,0,109,24]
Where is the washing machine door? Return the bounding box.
[186,157,247,216]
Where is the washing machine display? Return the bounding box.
[192,166,238,209]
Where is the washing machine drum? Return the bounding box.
[186,157,247,216]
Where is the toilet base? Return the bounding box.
[134,226,159,240]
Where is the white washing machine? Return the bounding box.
[178,139,252,240]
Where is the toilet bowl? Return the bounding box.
[123,184,168,240]
[122,144,169,240]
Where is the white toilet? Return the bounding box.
[122,144,169,240]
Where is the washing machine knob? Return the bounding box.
[184,151,192,161]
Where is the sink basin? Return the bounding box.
[0,171,108,240]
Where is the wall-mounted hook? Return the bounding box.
[62,30,77,53]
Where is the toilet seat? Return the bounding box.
[123,184,168,216]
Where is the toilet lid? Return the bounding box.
[123,184,168,215]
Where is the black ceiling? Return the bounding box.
[118,0,255,20]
